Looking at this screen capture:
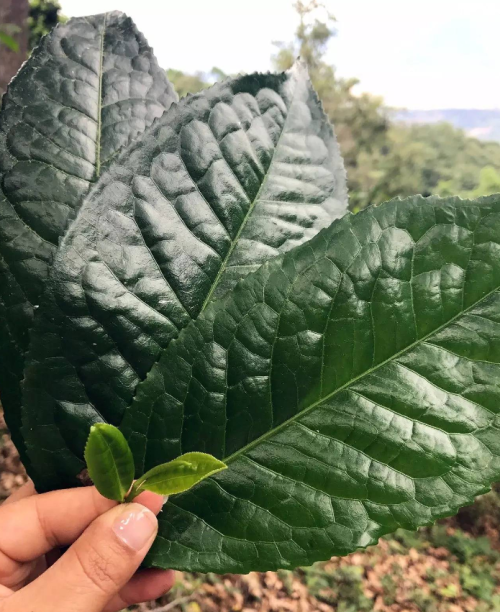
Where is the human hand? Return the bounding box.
[0,480,175,611]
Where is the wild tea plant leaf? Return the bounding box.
[133,452,227,497]
[124,194,500,573]
[0,11,177,468]
[21,63,348,489]
[85,423,135,501]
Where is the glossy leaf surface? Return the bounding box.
[136,452,227,496]
[85,423,135,501]
[126,194,500,573]
[21,63,348,489]
[0,11,177,469]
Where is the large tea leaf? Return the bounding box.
[21,64,348,489]
[126,194,500,573]
[0,11,177,464]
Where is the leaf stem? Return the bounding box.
[124,480,143,503]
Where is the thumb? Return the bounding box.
[9,503,158,612]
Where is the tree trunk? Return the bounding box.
[0,0,29,95]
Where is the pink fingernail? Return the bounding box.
[113,505,158,551]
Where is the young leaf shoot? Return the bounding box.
[125,452,228,501]
[84,424,135,502]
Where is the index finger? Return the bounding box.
[0,486,116,563]
[0,485,164,564]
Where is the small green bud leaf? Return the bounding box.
[135,452,227,496]
[84,424,135,501]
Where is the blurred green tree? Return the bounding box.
[166,69,208,98]
[0,0,29,94]
[439,165,500,199]
[0,25,21,53]
[369,123,500,203]
[28,0,66,50]
[272,1,390,210]
[160,1,500,209]
[166,67,227,98]
[272,1,500,208]
[21,0,497,208]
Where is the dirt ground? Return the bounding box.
[0,412,26,500]
[2,412,500,612]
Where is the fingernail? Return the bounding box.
[113,505,158,551]
[162,495,169,506]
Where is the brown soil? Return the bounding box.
[0,411,27,500]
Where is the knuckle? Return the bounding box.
[0,560,32,591]
[33,496,58,549]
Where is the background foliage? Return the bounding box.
[168,0,500,212]
[28,0,66,50]
[4,0,500,213]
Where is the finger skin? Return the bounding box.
[0,584,13,600]
[0,486,163,563]
[0,486,165,606]
[0,486,115,563]
[133,490,164,515]
[5,503,159,612]
[0,486,113,592]
[0,481,52,589]
[0,485,163,594]
[105,569,176,612]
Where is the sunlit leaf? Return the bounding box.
[134,452,227,497]
[85,423,134,501]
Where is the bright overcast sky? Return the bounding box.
[60,0,500,110]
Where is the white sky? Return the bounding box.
[60,0,500,110]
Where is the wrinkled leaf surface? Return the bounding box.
[130,195,500,572]
[21,64,348,489]
[0,11,177,469]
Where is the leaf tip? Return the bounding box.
[291,57,309,76]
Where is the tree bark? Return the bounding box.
[0,0,29,95]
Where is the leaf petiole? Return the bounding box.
[124,480,144,503]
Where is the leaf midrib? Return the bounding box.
[102,438,127,498]
[223,281,500,465]
[94,13,107,179]
[199,75,299,313]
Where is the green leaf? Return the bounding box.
[128,194,500,573]
[20,62,348,490]
[0,11,177,476]
[133,452,227,497]
[0,32,19,53]
[85,423,134,501]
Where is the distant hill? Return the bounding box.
[395,109,500,142]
